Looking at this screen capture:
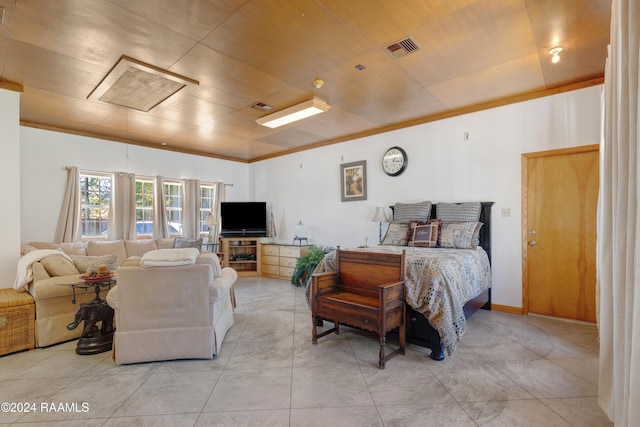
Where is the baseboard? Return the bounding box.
[491,304,523,315]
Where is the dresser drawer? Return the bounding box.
[262,264,280,276]
[262,255,279,266]
[280,257,298,268]
[262,245,279,256]
[279,266,294,278]
[280,246,301,258]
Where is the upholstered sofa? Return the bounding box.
[106,252,237,364]
[16,239,213,347]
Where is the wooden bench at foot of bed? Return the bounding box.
[311,248,406,369]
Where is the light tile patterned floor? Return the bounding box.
[0,277,612,426]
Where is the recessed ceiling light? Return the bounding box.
[548,46,563,64]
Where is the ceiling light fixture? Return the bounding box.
[255,97,331,128]
[88,55,199,112]
[313,78,324,89]
[548,46,563,64]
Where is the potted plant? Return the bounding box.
[291,245,333,287]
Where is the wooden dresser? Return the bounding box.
[261,243,311,280]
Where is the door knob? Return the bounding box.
[528,240,536,246]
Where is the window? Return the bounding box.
[135,178,154,236]
[163,181,182,236]
[80,173,111,237]
[200,184,217,236]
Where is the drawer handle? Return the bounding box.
[0,316,7,329]
[364,317,369,324]
[322,306,326,313]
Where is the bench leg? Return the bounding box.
[312,316,318,344]
[379,335,386,369]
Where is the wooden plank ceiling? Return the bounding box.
[0,0,610,162]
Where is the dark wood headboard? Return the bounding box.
[391,201,494,263]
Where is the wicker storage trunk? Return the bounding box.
[0,289,35,356]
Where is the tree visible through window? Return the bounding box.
[135,179,154,235]
[164,181,182,236]
[80,173,111,237]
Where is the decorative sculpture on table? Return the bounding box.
[67,301,114,338]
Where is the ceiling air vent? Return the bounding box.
[251,102,273,111]
[384,36,420,59]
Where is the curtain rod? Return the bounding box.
[66,167,234,187]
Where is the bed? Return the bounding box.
[312,201,493,361]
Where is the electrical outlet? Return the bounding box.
[501,208,511,217]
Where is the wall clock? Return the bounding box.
[382,146,408,176]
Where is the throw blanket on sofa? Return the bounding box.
[14,249,72,291]
[140,248,200,267]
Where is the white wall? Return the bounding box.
[251,86,603,308]
[20,128,251,243]
[0,88,21,288]
[14,86,602,305]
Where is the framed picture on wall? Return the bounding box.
[341,160,367,202]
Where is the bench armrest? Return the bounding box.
[311,271,339,294]
[378,280,405,308]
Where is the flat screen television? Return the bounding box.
[220,201,268,237]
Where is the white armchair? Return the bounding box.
[106,252,237,365]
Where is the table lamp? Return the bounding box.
[371,207,390,244]
[204,214,217,243]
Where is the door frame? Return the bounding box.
[521,144,599,315]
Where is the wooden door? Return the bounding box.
[523,145,599,322]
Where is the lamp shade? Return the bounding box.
[205,214,217,227]
[294,220,307,238]
[371,207,390,223]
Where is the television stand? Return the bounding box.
[220,237,261,276]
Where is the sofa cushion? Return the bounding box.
[156,239,175,249]
[87,240,128,266]
[124,239,158,257]
[24,242,87,256]
[173,237,203,250]
[29,242,61,251]
[71,254,118,274]
[40,256,80,276]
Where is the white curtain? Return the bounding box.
[598,0,640,425]
[210,182,226,243]
[108,172,136,240]
[54,166,80,243]
[152,176,169,239]
[181,179,200,239]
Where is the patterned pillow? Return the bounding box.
[393,201,432,223]
[439,222,483,249]
[436,202,481,222]
[70,255,118,274]
[381,223,410,246]
[408,222,439,247]
[173,237,203,250]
